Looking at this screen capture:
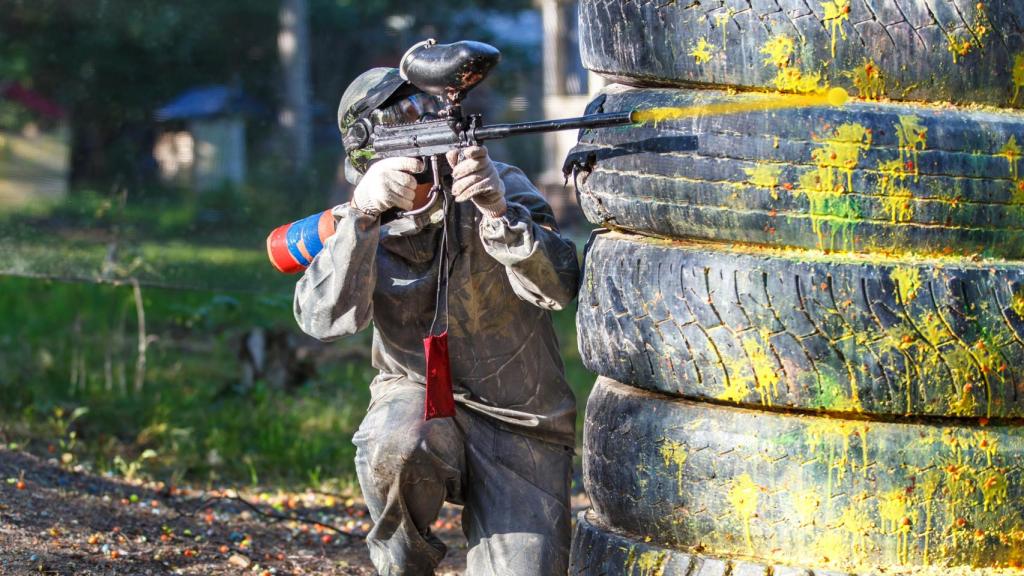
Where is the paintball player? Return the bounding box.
[292,66,581,575]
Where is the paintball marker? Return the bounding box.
[266,39,851,273]
[267,39,634,274]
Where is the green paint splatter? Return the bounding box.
[796,123,872,251]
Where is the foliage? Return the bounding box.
[1,0,535,184]
[0,275,363,486]
[0,274,592,489]
[0,100,35,132]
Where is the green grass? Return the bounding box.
[0,184,596,489]
[0,270,593,490]
[0,185,298,294]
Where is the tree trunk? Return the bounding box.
[278,0,312,173]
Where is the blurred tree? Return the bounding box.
[2,0,279,185]
[278,0,312,173]
[0,0,532,188]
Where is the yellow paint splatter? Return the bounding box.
[837,504,874,556]
[690,37,715,65]
[631,90,847,124]
[1014,54,1024,104]
[895,116,927,179]
[743,337,780,405]
[624,547,668,576]
[878,489,911,531]
[1014,180,1024,205]
[658,438,688,497]
[718,334,780,406]
[971,336,1004,418]
[878,489,914,565]
[744,164,783,199]
[973,430,998,467]
[882,186,913,223]
[971,3,992,41]
[797,123,871,250]
[890,266,923,303]
[948,34,974,63]
[877,158,914,223]
[1011,287,1024,317]
[762,35,795,69]
[849,59,885,100]
[717,374,751,404]
[942,461,976,512]
[715,8,736,47]
[635,453,650,492]
[979,471,1008,513]
[947,381,978,416]
[999,136,1021,180]
[774,67,828,93]
[761,34,827,93]
[876,158,906,187]
[791,489,821,525]
[918,312,949,347]
[941,427,967,464]
[919,470,942,565]
[803,123,872,195]
[727,474,760,552]
[873,116,924,227]
[822,0,851,58]
[812,531,847,564]
[806,418,870,495]
[948,4,991,62]
[877,324,920,410]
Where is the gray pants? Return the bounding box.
[353,381,573,575]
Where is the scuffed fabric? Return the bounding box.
[293,161,580,574]
[293,161,580,447]
[354,381,572,576]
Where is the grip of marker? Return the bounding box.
[266,209,337,274]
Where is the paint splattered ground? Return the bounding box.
[0,448,590,575]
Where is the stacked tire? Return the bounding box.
[569,1,1024,574]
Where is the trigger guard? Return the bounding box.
[397,186,439,218]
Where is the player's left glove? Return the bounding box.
[446,145,507,219]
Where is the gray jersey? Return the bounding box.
[293,162,580,447]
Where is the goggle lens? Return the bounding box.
[373,94,444,126]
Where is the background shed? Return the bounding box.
[154,85,255,191]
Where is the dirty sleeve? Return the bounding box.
[293,204,379,341]
[479,164,580,310]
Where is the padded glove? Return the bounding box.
[446,146,507,219]
[351,157,423,216]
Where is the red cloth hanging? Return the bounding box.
[423,331,456,420]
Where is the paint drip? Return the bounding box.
[630,88,848,125]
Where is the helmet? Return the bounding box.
[337,68,410,136]
[337,67,424,184]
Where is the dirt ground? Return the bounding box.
[0,448,589,575]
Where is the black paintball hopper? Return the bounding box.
[399,39,501,103]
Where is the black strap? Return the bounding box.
[428,188,450,337]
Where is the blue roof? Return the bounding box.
[156,85,253,121]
